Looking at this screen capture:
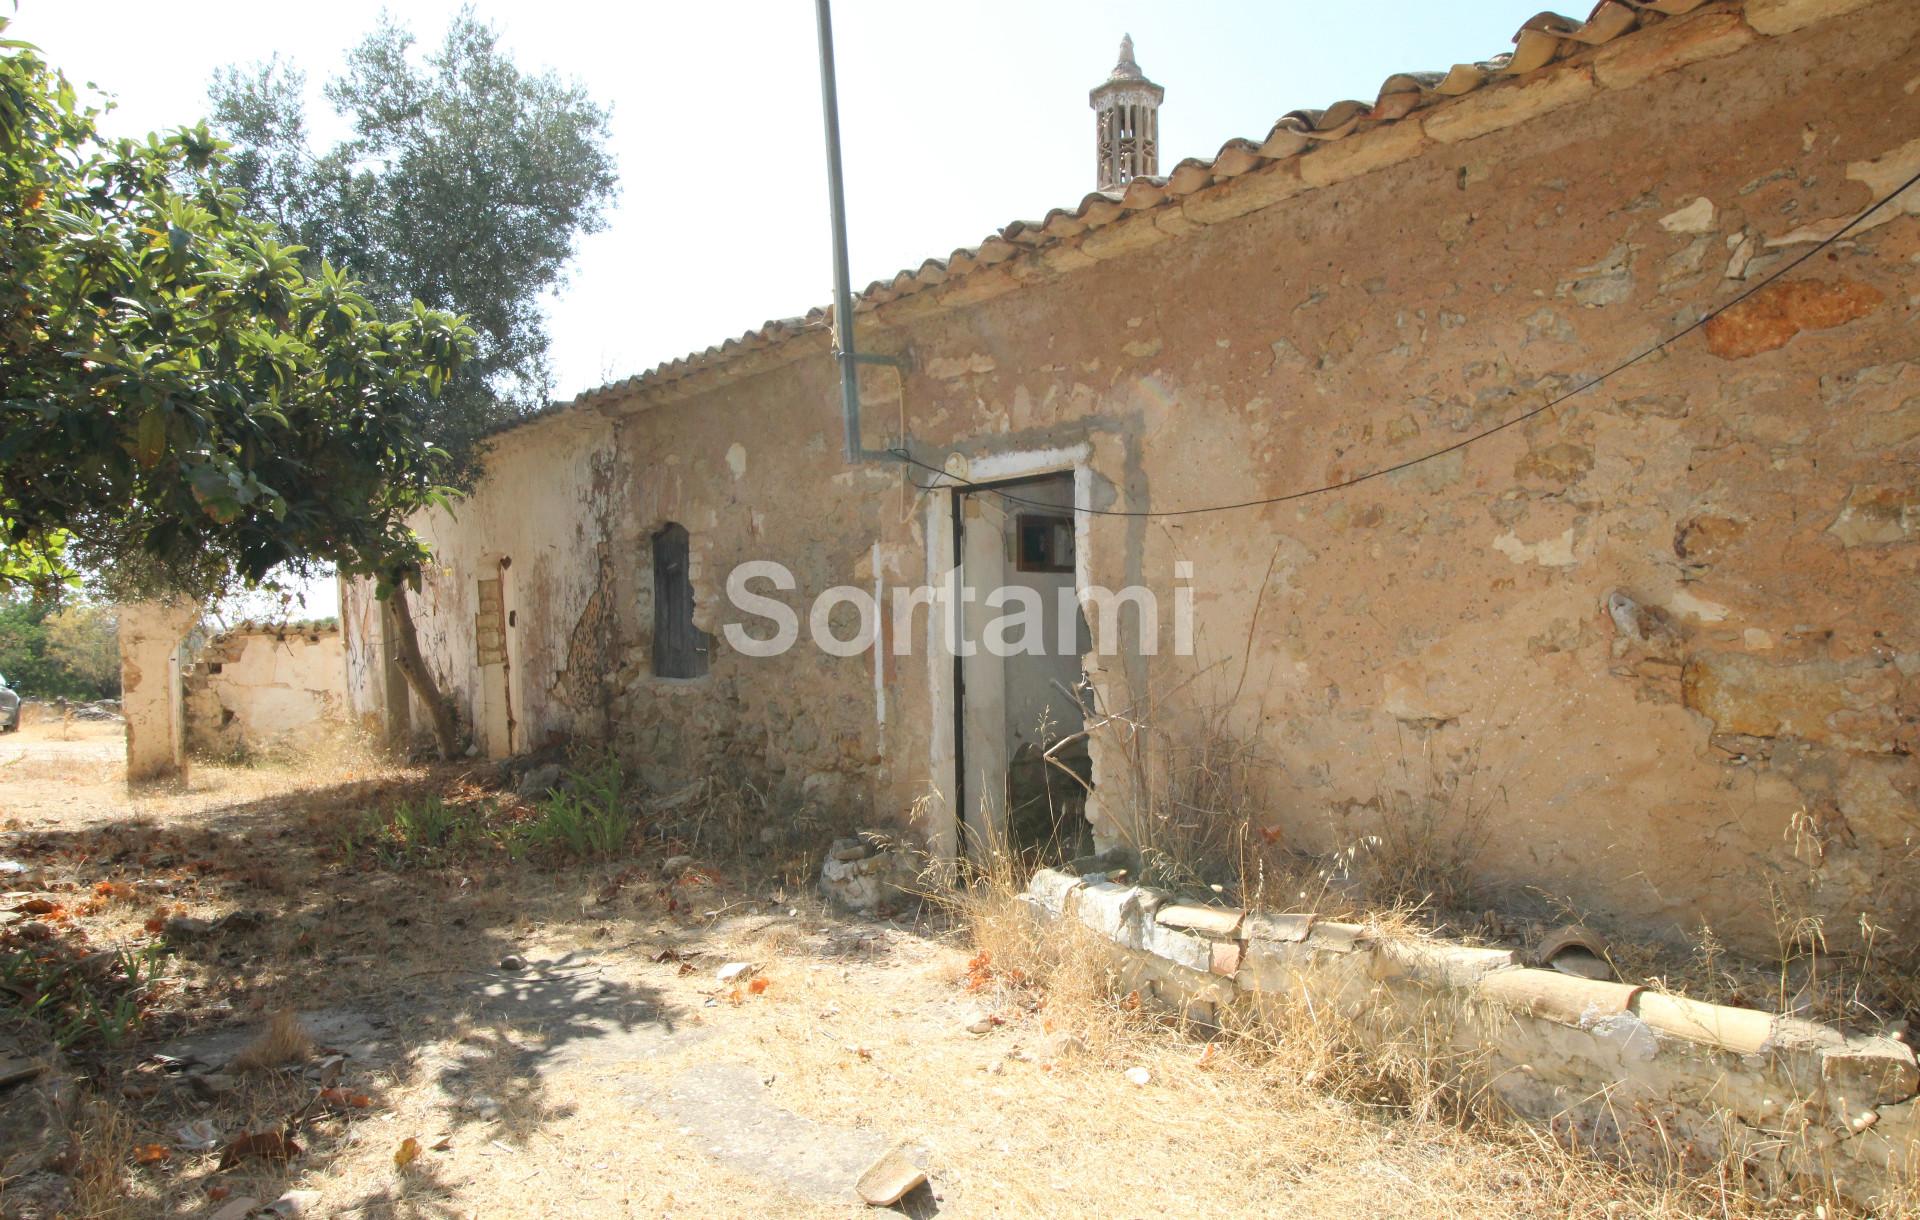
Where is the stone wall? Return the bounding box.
[355,0,1920,954]
[1023,866,1919,1208]
[346,408,620,759]
[183,626,347,758]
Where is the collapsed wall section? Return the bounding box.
[183,626,346,758]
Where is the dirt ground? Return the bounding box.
[0,723,1856,1219]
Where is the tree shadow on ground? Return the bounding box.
[0,766,706,1214]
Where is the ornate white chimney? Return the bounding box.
[1089,35,1163,191]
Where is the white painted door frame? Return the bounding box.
[924,443,1092,863]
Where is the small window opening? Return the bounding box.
[652,522,711,678]
[1015,513,1075,574]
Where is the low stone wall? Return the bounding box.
[1022,867,1918,1207]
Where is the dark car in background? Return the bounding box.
[0,674,19,732]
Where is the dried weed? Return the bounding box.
[229,1008,315,1073]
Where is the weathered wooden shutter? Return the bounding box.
[475,578,507,666]
[652,523,710,678]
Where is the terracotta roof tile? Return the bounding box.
[532,0,1758,426]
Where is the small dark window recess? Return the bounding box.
[208,662,223,675]
[1015,513,1075,574]
[652,522,712,679]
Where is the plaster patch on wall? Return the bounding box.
[1381,665,1470,726]
[1659,196,1717,233]
[1492,527,1578,567]
[1670,588,1730,622]
[926,354,997,380]
[1829,484,1920,546]
[1768,135,1920,246]
[1682,652,1909,754]
[726,443,747,478]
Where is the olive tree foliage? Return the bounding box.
[0,26,476,754]
[209,8,619,480]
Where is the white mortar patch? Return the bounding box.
[1492,528,1578,568]
[1659,196,1717,234]
[1670,588,1730,622]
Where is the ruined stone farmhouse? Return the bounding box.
[344,0,1920,956]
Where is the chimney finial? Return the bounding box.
[1089,36,1163,191]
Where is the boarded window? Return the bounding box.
[475,577,507,666]
[652,523,710,678]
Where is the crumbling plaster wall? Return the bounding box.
[183,627,346,757]
[340,576,408,748]
[382,409,621,756]
[119,601,199,784]
[602,341,906,811]
[593,0,1920,952]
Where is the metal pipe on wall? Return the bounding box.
[812,0,905,465]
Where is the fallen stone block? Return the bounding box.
[1155,903,1246,938]
[1371,938,1517,988]
[1242,911,1312,943]
[1141,920,1212,974]
[1821,1039,1920,1111]
[1071,880,1163,950]
[1025,867,1084,916]
[818,836,920,912]
[515,763,565,800]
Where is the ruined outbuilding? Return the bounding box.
[183,624,348,759]
[348,0,1920,958]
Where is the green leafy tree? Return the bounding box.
[43,601,120,696]
[0,25,474,754]
[209,8,619,476]
[0,598,83,698]
[0,597,118,700]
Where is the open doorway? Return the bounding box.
[954,473,1093,865]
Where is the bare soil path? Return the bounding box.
[0,731,1750,1218]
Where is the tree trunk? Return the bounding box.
[385,580,460,760]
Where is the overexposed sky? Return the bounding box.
[18,1,1538,618]
[22,0,1538,402]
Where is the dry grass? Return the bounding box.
[1076,700,1488,938]
[939,697,1909,1218]
[5,728,1913,1217]
[229,1009,316,1074]
[64,1094,138,1220]
[1079,694,1918,1047]
[945,861,1908,1219]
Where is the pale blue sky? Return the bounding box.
[19,1,1538,618]
[23,0,1538,402]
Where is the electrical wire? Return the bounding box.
[892,166,1920,519]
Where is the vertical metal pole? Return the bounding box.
[951,488,970,857]
[813,0,863,462]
